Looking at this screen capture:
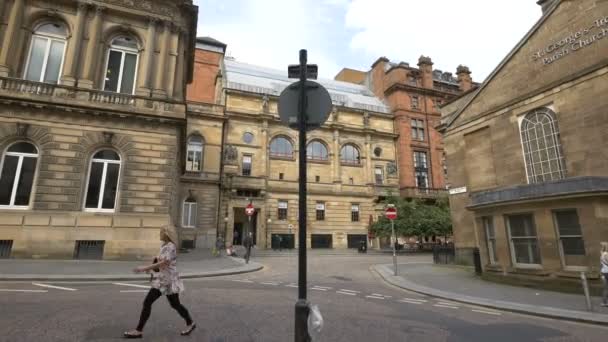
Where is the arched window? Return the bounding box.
[182,197,197,228]
[103,36,139,94]
[307,140,328,161]
[186,136,204,172]
[269,136,293,158]
[520,108,566,183]
[84,150,121,211]
[24,22,68,84]
[340,144,360,165]
[0,142,39,208]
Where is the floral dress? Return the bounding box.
[151,242,184,295]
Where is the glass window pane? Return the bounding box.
[112,36,138,49]
[182,203,189,226]
[14,157,37,206]
[8,142,38,154]
[508,214,536,237]
[120,53,137,94]
[512,239,540,264]
[189,203,197,226]
[101,163,120,209]
[104,50,122,92]
[555,210,581,236]
[25,37,48,82]
[37,23,67,36]
[85,162,104,208]
[43,40,65,84]
[0,156,19,205]
[561,237,585,256]
[93,150,120,160]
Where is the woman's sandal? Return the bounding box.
[180,323,196,336]
[123,331,143,339]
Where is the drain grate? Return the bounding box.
[0,240,13,258]
[74,240,105,260]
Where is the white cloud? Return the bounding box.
[344,0,541,81]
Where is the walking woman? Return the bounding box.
[601,242,608,307]
[123,226,196,338]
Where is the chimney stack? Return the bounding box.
[456,65,472,92]
[537,0,556,14]
[417,55,434,89]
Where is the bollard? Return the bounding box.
[580,272,593,312]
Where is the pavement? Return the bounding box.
[0,248,262,281]
[373,262,608,325]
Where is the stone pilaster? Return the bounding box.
[136,17,157,96]
[365,134,372,184]
[0,0,25,76]
[152,20,171,98]
[80,5,105,89]
[165,25,180,98]
[332,129,341,183]
[61,1,88,86]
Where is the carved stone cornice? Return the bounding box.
[97,0,177,18]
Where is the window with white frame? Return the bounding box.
[24,23,68,84]
[84,150,121,211]
[316,202,325,221]
[553,209,586,267]
[103,36,139,94]
[278,200,288,220]
[520,108,566,183]
[0,142,39,208]
[483,216,498,264]
[414,151,429,188]
[506,214,541,266]
[411,119,425,141]
[269,136,293,158]
[340,144,360,165]
[351,204,360,222]
[182,198,197,228]
[242,155,252,176]
[186,136,203,172]
[307,140,328,161]
[375,166,384,185]
[411,96,420,109]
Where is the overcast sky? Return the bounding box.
[194,0,541,82]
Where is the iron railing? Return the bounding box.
[433,244,455,264]
[0,240,13,258]
[73,240,105,260]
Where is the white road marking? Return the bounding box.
[313,286,333,290]
[112,282,151,289]
[433,304,459,309]
[0,289,47,293]
[260,282,280,286]
[402,297,427,302]
[230,279,254,283]
[366,295,385,300]
[471,309,502,316]
[32,283,77,291]
[311,287,328,291]
[285,284,298,288]
[336,291,357,296]
[437,301,459,306]
[339,289,360,293]
[398,299,423,305]
[371,293,391,298]
[120,290,148,293]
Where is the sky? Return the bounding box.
[194,0,541,82]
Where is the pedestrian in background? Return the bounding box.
[243,232,253,263]
[123,226,196,339]
[601,242,608,307]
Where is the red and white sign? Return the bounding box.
[385,206,397,220]
[245,203,255,216]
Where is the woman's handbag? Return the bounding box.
[149,257,160,282]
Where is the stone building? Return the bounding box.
[440,0,608,288]
[336,57,478,200]
[0,0,198,259]
[213,59,400,249]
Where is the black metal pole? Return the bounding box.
[295,49,310,342]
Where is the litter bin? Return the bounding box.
[473,247,482,275]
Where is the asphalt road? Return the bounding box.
[0,254,606,342]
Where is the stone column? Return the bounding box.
[0,0,25,77]
[135,17,157,96]
[365,134,372,184]
[152,20,171,98]
[61,1,88,86]
[80,5,105,89]
[165,25,180,98]
[332,129,341,183]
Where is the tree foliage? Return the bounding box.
[371,195,452,239]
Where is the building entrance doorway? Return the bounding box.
[233,207,257,245]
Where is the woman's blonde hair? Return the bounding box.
[601,242,608,253]
[161,226,178,244]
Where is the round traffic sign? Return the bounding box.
[278,80,332,131]
[245,203,255,216]
[385,206,397,220]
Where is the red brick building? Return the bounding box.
[336,56,478,199]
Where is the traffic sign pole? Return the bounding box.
[391,219,397,276]
[386,205,398,276]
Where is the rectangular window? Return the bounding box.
[375,167,384,185]
[411,96,419,109]
[411,119,425,141]
[278,200,288,220]
[414,151,429,188]
[351,204,360,222]
[315,175,320,183]
[408,76,417,86]
[242,155,252,176]
[316,202,325,221]
[553,210,586,267]
[279,173,284,180]
[182,201,197,228]
[506,214,541,266]
[104,49,138,94]
[483,217,498,264]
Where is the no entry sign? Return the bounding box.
[245,203,255,216]
[385,206,397,220]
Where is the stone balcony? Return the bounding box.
[0,77,186,120]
